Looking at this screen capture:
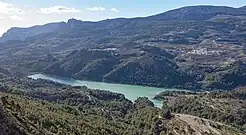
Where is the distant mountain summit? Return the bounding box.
[67,18,84,28]
[148,5,246,21]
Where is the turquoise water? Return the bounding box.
[28,74,181,108]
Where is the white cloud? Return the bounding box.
[9,15,23,21]
[110,8,119,12]
[0,1,24,14]
[86,7,106,11]
[86,7,119,12]
[39,6,81,14]
[0,2,24,21]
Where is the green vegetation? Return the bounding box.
[1,91,243,135]
[203,61,246,90]
[0,5,246,135]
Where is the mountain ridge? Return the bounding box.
[1,5,246,42]
[0,22,67,42]
[147,5,246,20]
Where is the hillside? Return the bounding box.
[20,43,246,90]
[25,46,197,89]
[1,92,243,135]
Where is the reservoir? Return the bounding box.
[29,74,181,107]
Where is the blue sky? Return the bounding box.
[0,0,245,35]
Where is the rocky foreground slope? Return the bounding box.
[0,92,243,135]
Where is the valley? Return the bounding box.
[0,4,246,135]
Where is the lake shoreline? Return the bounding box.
[28,72,193,91]
[28,73,190,108]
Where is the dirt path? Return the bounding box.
[176,114,222,135]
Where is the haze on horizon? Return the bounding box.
[0,0,245,36]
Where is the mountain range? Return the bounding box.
[1,5,246,45]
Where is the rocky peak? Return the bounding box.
[67,18,83,28]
